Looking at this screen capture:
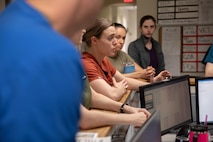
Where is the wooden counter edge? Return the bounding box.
[79,76,195,137]
[79,90,132,137]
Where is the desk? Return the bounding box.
[80,76,196,138]
[162,134,177,142]
[162,133,213,142]
[80,90,132,137]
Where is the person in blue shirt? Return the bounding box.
[0,0,103,142]
[203,44,213,77]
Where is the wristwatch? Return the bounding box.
[120,103,128,113]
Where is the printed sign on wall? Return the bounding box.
[182,25,213,72]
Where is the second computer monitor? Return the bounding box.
[131,110,161,142]
[140,75,193,135]
[196,77,213,124]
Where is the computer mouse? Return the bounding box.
[175,125,190,142]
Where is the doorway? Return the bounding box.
[105,4,137,53]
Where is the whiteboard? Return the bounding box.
[161,27,181,76]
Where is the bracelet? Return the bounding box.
[120,103,128,113]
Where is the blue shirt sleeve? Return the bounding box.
[203,44,213,64]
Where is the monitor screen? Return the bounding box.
[140,75,193,135]
[196,77,213,124]
[131,111,161,142]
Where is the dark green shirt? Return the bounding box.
[82,75,92,109]
[108,51,134,73]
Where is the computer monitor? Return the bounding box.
[196,77,213,124]
[131,111,161,142]
[140,75,193,135]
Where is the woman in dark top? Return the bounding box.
[128,15,167,76]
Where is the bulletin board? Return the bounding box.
[160,25,213,75]
[182,25,213,72]
[157,0,213,25]
[157,0,199,25]
[158,0,213,75]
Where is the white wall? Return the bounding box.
[136,0,159,40]
[117,6,137,52]
[100,5,113,21]
[100,4,137,53]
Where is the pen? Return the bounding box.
[204,114,208,128]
